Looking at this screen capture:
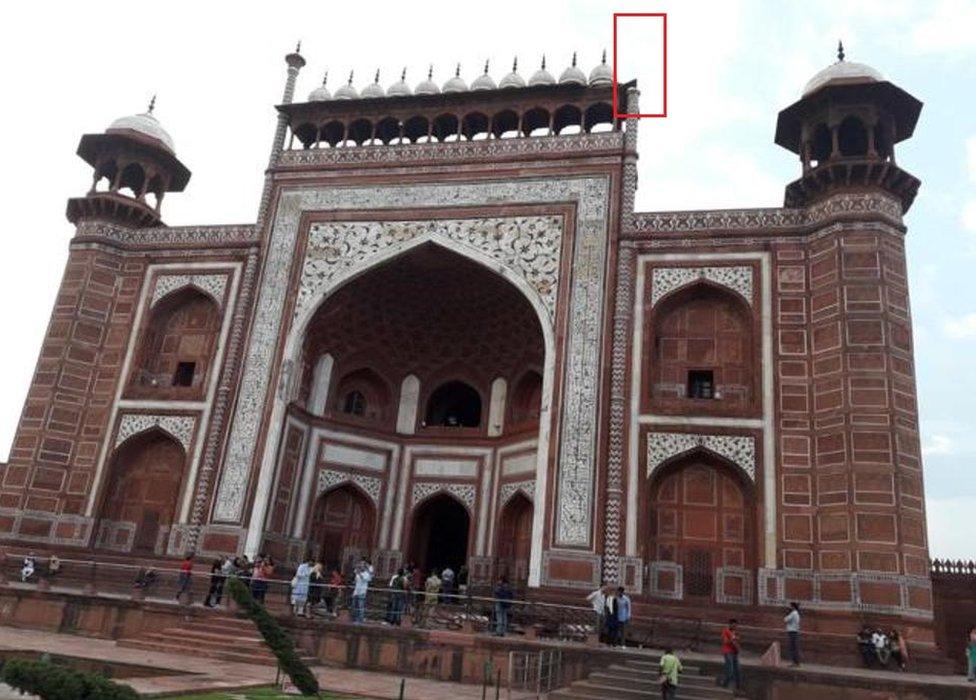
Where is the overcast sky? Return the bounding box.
[1,0,973,559]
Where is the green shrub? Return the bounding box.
[226,576,320,696]
[0,658,139,700]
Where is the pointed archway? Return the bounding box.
[310,484,375,575]
[97,429,187,553]
[410,493,470,576]
[496,493,534,585]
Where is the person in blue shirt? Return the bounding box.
[615,586,632,648]
[494,575,514,636]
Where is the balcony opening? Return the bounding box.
[687,369,714,399]
[172,361,196,387]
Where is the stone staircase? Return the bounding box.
[117,612,282,666]
[551,657,735,700]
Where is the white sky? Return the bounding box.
[0,0,974,558]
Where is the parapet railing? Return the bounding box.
[930,559,976,576]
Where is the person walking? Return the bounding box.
[386,568,408,625]
[351,558,373,623]
[720,618,742,692]
[616,586,632,648]
[203,557,225,607]
[658,647,682,700]
[604,588,620,647]
[422,569,441,627]
[176,554,194,601]
[784,601,801,666]
[585,584,607,642]
[291,556,313,617]
[967,625,976,682]
[493,575,514,636]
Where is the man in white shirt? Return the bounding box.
[585,584,608,642]
[352,559,373,623]
[784,602,801,666]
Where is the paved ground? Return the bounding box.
[0,626,533,699]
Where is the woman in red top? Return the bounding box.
[720,619,741,691]
[176,554,193,600]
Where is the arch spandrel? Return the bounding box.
[650,266,753,308]
[646,432,756,484]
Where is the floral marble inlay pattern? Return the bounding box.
[115,414,195,452]
[151,274,228,308]
[411,482,477,511]
[647,432,756,482]
[650,266,752,307]
[500,479,535,505]
[317,469,382,505]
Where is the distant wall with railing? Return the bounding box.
[930,559,976,672]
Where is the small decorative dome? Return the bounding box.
[443,63,468,93]
[387,68,412,97]
[471,60,496,91]
[107,97,176,153]
[307,72,331,101]
[499,57,526,89]
[528,55,555,86]
[589,49,612,87]
[334,71,359,99]
[415,65,440,95]
[559,52,587,85]
[361,69,385,98]
[802,43,882,97]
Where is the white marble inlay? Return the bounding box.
[646,432,756,482]
[151,274,228,308]
[414,458,479,478]
[502,452,538,476]
[650,266,752,307]
[321,443,386,471]
[114,413,195,452]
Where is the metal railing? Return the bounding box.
[930,559,976,575]
[507,649,562,699]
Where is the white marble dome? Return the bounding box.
[471,62,497,91]
[334,72,359,100]
[443,65,468,93]
[589,50,612,87]
[307,73,331,101]
[415,67,440,95]
[387,69,412,97]
[499,59,526,89]
[559,53,587,85]
[107,111,175,153]
[802,59,883,97]
[361,71,385,99]
[528,56,555,86]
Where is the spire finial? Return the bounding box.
[541,54,546,69]
[295,40,302,54]
[400,67,406,81]
[512,56,518,72]
[455,63,461,77]
[373,69,380,84]
[147,94,156,114]
[572,51,578,67]
[601,48,607,64]
[321,71,328,86]
[837,40,845,62]
[347,70,354,86]
[427,64,433,80]
[483,59,490,74]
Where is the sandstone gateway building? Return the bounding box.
[0,47,932,633]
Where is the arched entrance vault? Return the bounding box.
[245,235,557,585]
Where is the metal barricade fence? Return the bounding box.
[507,648,562,699]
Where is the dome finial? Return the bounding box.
[147,94,156,115]
[512,56,518,72]
[347,70,354,85]
[483,59,490,74]
[572,51,578,67]
[295,40,302,54]
[455,63,461,77]
[837,40,845,62]
[401,67,407,81]
[373,69,380,84]
[541,54,546,69]
[601,48,607,64]
[427,64,434,80]
[321,71,328,86]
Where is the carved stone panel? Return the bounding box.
[316,469,382,505]
[500,479,535,506]
[646,432,756,482]
[114,413,195,452]
[151,274,228,308]
[650,266,753,307]
[411,482,477,512]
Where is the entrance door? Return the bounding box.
[310,485,375,571]
[410,493,470,575]
[648,458,752,600]
[497,493,533,584]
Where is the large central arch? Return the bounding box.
[245,228,559,587]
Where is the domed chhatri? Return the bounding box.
[559,52,587,85]
[415,65,440,95]
[802,41,882,97]
[528,55,555,86]
[588,49,612,87]
[471,60,496,91]
[307,72,331,102]
[107,97,176,154]
[361,69,385,98]
[334,71,359,99]
[443,64,469,93]
[499,57,526,89]
[387,68,412,97]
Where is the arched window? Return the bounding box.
[810,123,832,165]
[838,115,868,157]
[509,370,543,426]
[342,390,366,416]
[425,380,482,427]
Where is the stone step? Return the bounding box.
[550,681,731,700]
[592,669,715,689]
[138,631,271,655]
[116,638,278,666]
[605,661,705,676]
[167,625,265,644]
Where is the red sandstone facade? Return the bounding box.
[0,48,932,628]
